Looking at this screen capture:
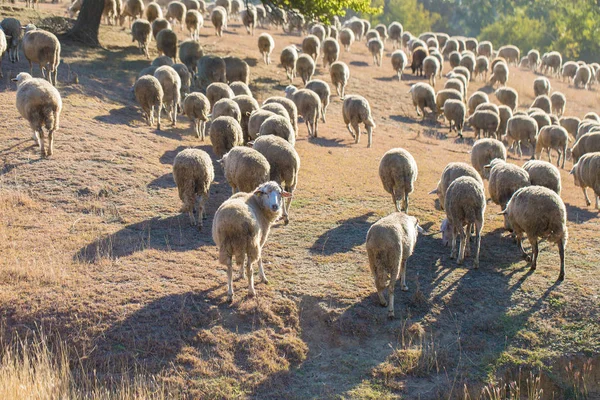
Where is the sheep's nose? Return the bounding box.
[271,204,279,211]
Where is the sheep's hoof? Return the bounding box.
[247,289,256,298]
[586,200,591,206]
[283,217,289,225]
[236,274,245,281]
[387,310,395,319]
[227,294,234,303]
[557,273,565,282]
[474,262,479,269]
[401,284,408,292]
[457,259,464,265]
[529,262,537,271]
[524,254,532,262]
[379,300,388,307]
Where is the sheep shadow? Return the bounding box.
[254,76,279,85]
[349,61,369,67]
[374,76,397,82]
[565,203,598,223]
[310,212,375,255]
[94,106,139,126]
[308,136,347,147]
[147,172,176,190]
[474,85,496,95]
[389,115,419,125]
[244,57,258,67]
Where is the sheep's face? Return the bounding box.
[11,72,33,86]
[254,181,291,214]
[440,219,451,246]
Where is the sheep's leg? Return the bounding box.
[547,148,553,164]
[529,238,539,271]
[556,237,566,281]
[457,225,466,265]
[156,102,162,130]
[464,223,472,257]
[257,256,268,284]
[345,123,355,139]
[517,141,523,158]
[516,234,531,261]
[197,192,209,228]
[402,192,409,213]
[415,105,422,117]
[399,259,408,291]
[367,126,373,148]
[47,129,54,157]
[352,121,360,144]
[226,257,234,302]
[392,193,400,213]
[596,194,600,210]
[387,263,398,319]
[305,120,313,137]
[314,119,318,138]
[582,187,591,206]
[37,130,46,157]
[450,226,458,259]
[561,146,567,168]
[321,104,327,123]
[31,129,40,146]
[341,84,345,99]
[246,256,256,297]
[474,221,482,269]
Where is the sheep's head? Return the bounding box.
[11,72,33,86]
[284,85,297,99]
[440,219,451,246]
[570,163,581,187]
[254,181,291,216]
[22,24,37,33]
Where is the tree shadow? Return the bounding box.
[565,203,599,223]
[310,212,375,255]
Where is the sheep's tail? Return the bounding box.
[43,105,57,131]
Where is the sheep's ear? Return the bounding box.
[497,209,507,215]
[217,158,223,165]
[483,164,491,170]
[281,190,292,198]
[428,188,438,195]
[5,35,11,39]
[569,167,575,175]
[253,188,264,196]
[11,78,17,82]
[246,141,254,147]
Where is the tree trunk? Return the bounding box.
[66,0,105,46]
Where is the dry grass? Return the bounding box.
[0,3,598,399]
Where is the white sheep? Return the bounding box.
[322,38,340,69]
[285,85,321,138]
[296,54,315,85]
[22,25,61,86]
[154,65,181,126]
[485,158,530,229]
[367,38,384,67]
[185,10,203,40]
[379,148,417,212]
[210,116,243,157]
[574,65,591,89]
[134,75,163,130]
[342,95,375,148]
[258,33,275,65]
[443,99,466,137]
[305,79,330,123]
[146,2,163,22]
[467,91,489,115]
[339,28,355,52]
[258,115,295,146]
[156,28,178,59]
[470,138,507,179]
[550,92,566,117]
[430,162,482,211]
[302,35,320,61]
[504,115,538,159]
[173,148,214,228]
[13,72,62,158]
[212,181,290,302]
[570,152,600,208]
[330,61,350,99]
[280,46,298,82]
[211,6,227,36]
[535,125,570,168]
[131,19,152,58]
[166,1,187,31]
[152,18,171,39]
[523,159,561,195]
[409,82,437,120]
[183,92,210,139]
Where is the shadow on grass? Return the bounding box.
[565,203,599,223]
[350,61,369,67]
[310,212,375,255]
[308,136,347,148]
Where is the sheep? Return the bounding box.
[0,29,6,77]
[533,77,551,97]
[497,105,513,138]
[231,94,259,142]
[182,92,209,139]
[220,146,270,196]
[345,18,365,41]
[475,102,499,115]
[527,49,540,72]
[251,135,300,224]
[411,48,428,76]
[212,181,289,302]
[365,29,380,43]
[261,103,289,121]
[465,38,478,52]
[388,22,403,49]
[22,26,61,86]
[258,115,295,146]
[151,55,174,67]
[280,46,298,82]
[296,54,315,85]
[574,65,591,89]
[467,91,488,116]
[535,125,569,168]
[549,92,566,117]
[156,28,178,60]
[209,116,243,158]
[429,49,444,78]
[172,63,192,97]
[442,176,485,268]
[375,24,388,43]
[341,95,376,148]
[491,87,517,113]
[212,98,241,122]
[570,152,600,208]
[166,1,187,31]
[559,116,580,138]
[173,149,214,228]
[120,0,145,27]
[529,112,552,135]
[248,110,276,140]
[540,51,562,77]
[401,31,413,50]
[103,0,118,25]
[436,88,463,113]
[339,28,355,52]
[257,33,275,65]
[500,186,567,281]
[459,52,476,77]
[322,38,340,69]
[215,0,231,15]
[430,162,482,211]
[427,37,439,49]
[211,6,227,36]
[241,4,257,35]
[310,24,327,43]
[365,38,383,67]
[498,45,520,65]
[575,121,600,141]
[561,61,578,82]
[184,10,202,40]
[230,0,242,19]
[409,83,437,121]
[330,61,350,99]
[448,51,461,69]
[523,159,561,195]
[12,72,62,158]
[230,81,252,97]
[442,38,458,58]
[366,212,422,319]
[206,82,234,109]
[486,158,530,229]
[571,132,600,163]
[422,56,439,86]
[131,19,152,59]
[1,18,23,63]
[471,138,507,179]
[467,110,499,139]
[137,66,158,79]
[530,95,551,114]
[263,96,299,137]
[154,65,181,126]
[152,18,171,39]
[489,61,509,86]
[302,35,320,61]
[285,85,321,138]
[146,2,163,22]
[444,78,465,98]
[305,79,330,123]
[379,148,418,213]
[504,115,538,159]
[473,56,489,81]
[447,73,468,97]
[388,50,408,81]
[584,112,600,122]
[329,26,339,40]
[443,99,466,137]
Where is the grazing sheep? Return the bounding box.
[535,125,569,168]
[449,51,461,69]
[210,116,243,157]
[173,149,214,228]
[211,6,227,36]
[166,1,187,31]
[411,47,428,76]
[436,88,463,113]
[473,56,489,81]
[0,30,6,77]
[230,0,242,18]
[1,18,23,63]
[561,61,578,82]
[443,99,466,137]
[215,0,231,15]
[486,158,530,229]
[154,66,181,126]
[152,55,174,67]
[232,94,259,142]
[330,61,350,99]
[131,19,152,58]
[574,65,591,89]
[491,88,517,114]
[444,78,465,98]
[523,159,561,195]
[390,50,408,81]
[489,61,509,86]
[504,115,538,159]
[401,32,413,49]
[280,45,298,82]
[559,116,580,138]
[452,66,471,83]
[471,138,507,179]
[431,162,482,211]
[379,148,418,214]
[251,135,300,224]
[248,110,276,140]
[365,29,380,43]
[584,112,600,122]
[156,28,178,59]
[527,49,540,72]
[570,152,600,208]
[212,98,241,122]
[366,212,422,319]
[467,110,499,139]
[576,121,600,141]
[448,72,468,96]
[263,96,299,137]
[497,45,520,65]
[146,2,163,22]
[442,176,485,268]
[22,26,61,86]
[531,95,551,114]
[345,18,365,41]
[220,146,270,195]
[257,33,275,65]
[302,35,320,61]
[342,95,375,148]
[339,28,355,52]
[261,103,289,121]
[533,77,551,97]
[242,5,257,35]
[183,92,210,139]
[375,24,388,43]
[465,38,478,52]
[178,40,203,76]
[388,22,403,49]
[459,52,476,77]
[185,10,202,40]
[152,18,171,39]
[550,92,566,117]
[409,83,437,120]
[501,186,567,281]
[258,115,295,146]
[475,102,499,115]
[442,38,458,58]
[212,181,288,302]
[13,72,62,158]
[322,38,340,69]
[497,105,513,137]
[137,66,158,79]
[206,82,234,109]
[540,51,562,77]
[223,56,249,84]
[529,111,552,132]
[423,56,439,86]
[296,54,315,85]
[120,0,145,27]
[285,85,321,138]
[571,132,600,163]
[305,79,330,123]
[467,91,489,115]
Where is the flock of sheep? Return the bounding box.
[3,1,600,318]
